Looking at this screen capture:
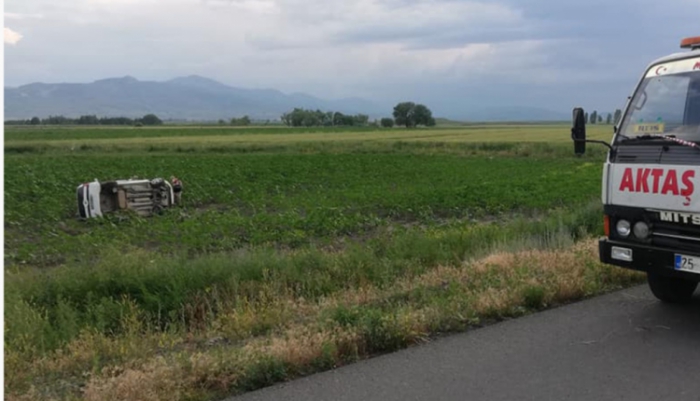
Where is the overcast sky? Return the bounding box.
[4,0,700,115]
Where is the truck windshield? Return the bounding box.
[617,56,700,144]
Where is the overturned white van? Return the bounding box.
[76,176,182,219]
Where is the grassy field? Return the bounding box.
[4,124,643,401]
[5,123,614,152]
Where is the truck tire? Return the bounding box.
[647,272,698,304]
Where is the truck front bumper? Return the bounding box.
[599,237,700,282]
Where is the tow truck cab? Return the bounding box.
[572,36,700,303]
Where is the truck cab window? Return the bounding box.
[620,74,693,138]
[685,80,700,125]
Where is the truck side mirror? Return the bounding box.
[572,107,586,155]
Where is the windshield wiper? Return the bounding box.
[620,134,700,151]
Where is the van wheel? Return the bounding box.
[647,272,698,304]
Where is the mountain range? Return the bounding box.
[3,75,384,121]
[4,75,571,122]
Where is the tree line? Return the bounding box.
[280,108,371,127]
[3,103,629,128]
[5,114,164,126]
[584,109,623,125]
[279,102,436,128]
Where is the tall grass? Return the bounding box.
[5,228,644,401]
[6,202,603,358]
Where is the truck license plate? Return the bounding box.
[674,254,700,274]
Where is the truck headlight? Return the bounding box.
[616,220,631,237]
[633,221,650,239]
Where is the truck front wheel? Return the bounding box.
[647,272,698,304]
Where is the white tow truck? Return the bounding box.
[572,36,700,303]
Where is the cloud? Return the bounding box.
[3,0,700,116]
[4,27,23,45]
[241,0,525,51]
[201,0,279,13]
[4,12,44,20]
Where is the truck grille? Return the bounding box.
[651,221,700,253]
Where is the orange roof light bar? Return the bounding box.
[680,36,700,49]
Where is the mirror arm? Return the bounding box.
[571,130,615,154]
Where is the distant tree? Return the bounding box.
[99,116,134,125]
[332,111,345,126]
[342,114,356,126]
[30,117,40,125]
[354,114,369,126]
[231,115,251,126]
[43,115,72,125]
[590,110,598,125]
[291,108,305,126]
[380,117,394,128]
[78,115,99,125]
[218,119,226,125]
[613,109,622,125]
[281,112,292,126]
[302,111,320,127]
[598,114,603,123]
[331,111,357,126]
[4,119,29,125]
[413,104,435,126]
[393,102,416,127]
[584,112,589,124]
[606,113,612,124]
[392,102,435,128]
[141,114,163,125]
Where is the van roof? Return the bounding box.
[645,49,700,71]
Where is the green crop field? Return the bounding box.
[4,124,642,401]
[5,123,614,152]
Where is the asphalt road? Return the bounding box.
[228,285,700,401]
